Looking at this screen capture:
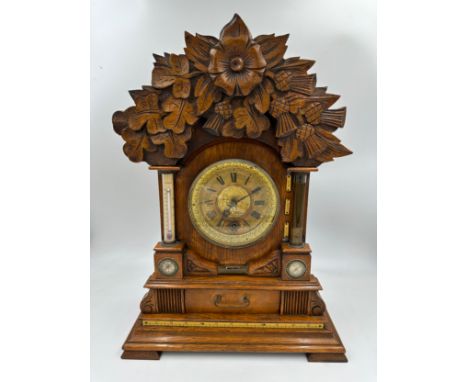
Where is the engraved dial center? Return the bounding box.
[217,185,251,218]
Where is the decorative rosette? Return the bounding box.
[113,14,351,166]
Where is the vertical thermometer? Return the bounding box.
[161,173,176,243]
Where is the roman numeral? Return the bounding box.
[254,200,265,206]
[244,175,251,185]
[217,218,225,227]
[207,188,217,192]
[251,186,261,194]
[251,211,261,220]
[230,172,237,183]
[207,210,216,219]
[216,176,225,185]
[204,199,214,205]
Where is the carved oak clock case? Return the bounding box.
[113,14,351,362]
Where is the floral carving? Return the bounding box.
[113,14,351,166]
[208,15,266,96]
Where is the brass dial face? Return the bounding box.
[188,159,280,248]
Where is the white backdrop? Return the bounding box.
[91,0,376,381]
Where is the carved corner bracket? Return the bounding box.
[112,14,351,167]
[309,291,326,316]
[140,290,157,313]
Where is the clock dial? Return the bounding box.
[188,159,280,248]
[158,258,179,276]
[286,260,307,279]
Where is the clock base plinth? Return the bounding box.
[306,352,348,362]
[121,350,162,360]
[121,311,346,362]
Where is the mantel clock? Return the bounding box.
[113,14,352,362]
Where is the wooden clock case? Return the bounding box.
[113,15,351,362]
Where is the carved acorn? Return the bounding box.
[214,99,233,119]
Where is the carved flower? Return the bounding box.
[208,14,266,96]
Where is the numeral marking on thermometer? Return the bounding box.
[161,173,175,243]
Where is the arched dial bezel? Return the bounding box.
[188,159,280,249]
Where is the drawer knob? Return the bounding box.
[214,294,250,308]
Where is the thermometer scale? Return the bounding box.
[161,173,175,243]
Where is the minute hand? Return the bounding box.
[235,187,261,204]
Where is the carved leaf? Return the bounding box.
[130,89,160,111]
[221,119,245,138]
[121,128,157,162]
[274,57,315,72]
[152,54,191,98]
[289,74,316,95]
[203,113,223,136]
[112,107,135,135]
[288,96,307,114]
[152,54,189,87]
[233,105,270,138]
[281,124,352,163]
[278,134,303,162]
[126,91,165,133]
[308,89,340,109]
[152,64,176,89]
[248,78,274,113]
[255,34,289,68]
[276,113,298,138]
[312,128,352,162]
[150,127,192,158]
[219,13,252,46]
[195,75,219,115]
[186,259,210,273]
[168,53,190,75]
[184,32,218,72]
[319,107,347,131]
[162,97,198,133]
[172,78,191,99]
[152,53,169,66]
[298,125,329,157]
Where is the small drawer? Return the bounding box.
[185,289,280,314]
